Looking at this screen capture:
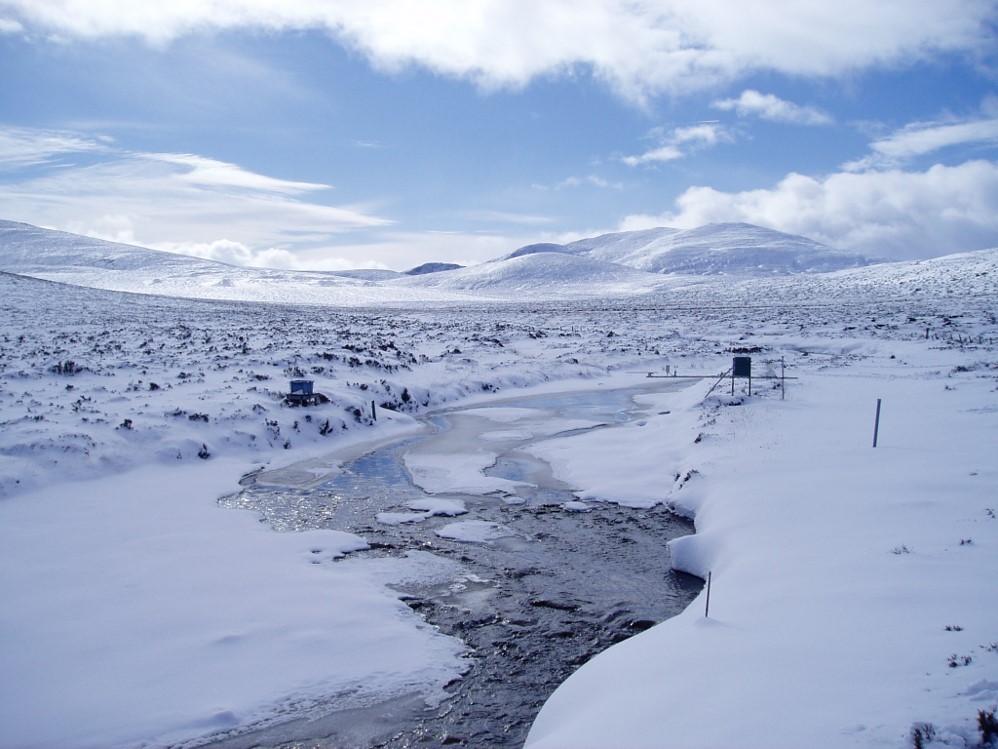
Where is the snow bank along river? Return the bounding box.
[207,378,701,748]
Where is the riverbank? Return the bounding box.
[525,338,998,749]
[0,372,700,749]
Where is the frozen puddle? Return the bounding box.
[209,380,700,748]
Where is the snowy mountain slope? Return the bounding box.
[0,219,209,273]
[2,219,992,309]
[509,222,876,275]
[326,268,404,282]
[0,220,468,306]
[391,252,673,296]
[644,246,998,310]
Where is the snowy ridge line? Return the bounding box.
[2,219,997,307]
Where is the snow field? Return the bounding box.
[525,341,998,749]
[0,459,466,749]
[1,258,996,748]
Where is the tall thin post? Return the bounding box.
[872,398,882,447]
[781,357,785,400]
[704,571,712,618]
[371,400,377,422]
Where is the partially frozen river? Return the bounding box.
[210,379,701,748]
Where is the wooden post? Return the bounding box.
[781,357,785,400]
[704,571,712,618]
[872,398,882,447]
[371,400,377,422]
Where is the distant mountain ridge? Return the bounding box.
[3,218,992,308]
[507,222,876,275]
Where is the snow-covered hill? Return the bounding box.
[509,222,876,275]
[3,219,995,310]
[1,220,882,307]
[394,252,673,296]
[0,220,468,306]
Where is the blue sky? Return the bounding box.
[1,2,997,270]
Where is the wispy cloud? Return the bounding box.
[2,1,994,103]
[0,125,393,267]
[140,153,331,195]
[712,90,833,125]
[556,174,623,190]
[845,114,998,171]
[532,174,624,191]
[0,126,109,168]
[623,123,732,166]
[460,209,554,225]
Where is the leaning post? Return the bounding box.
[704,571,712,618]
[872,398,882,447]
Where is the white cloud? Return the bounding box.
[2,1,994,102]
[0,16,23,33]
[622,145,684,166]
[712,90,832,125]
[552,175,624,190]
[623,123,732,166]
[621,160,998,259]
[151,239,305,270]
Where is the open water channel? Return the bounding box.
[203,380,701,749]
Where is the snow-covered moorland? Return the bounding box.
[1,223,997,748]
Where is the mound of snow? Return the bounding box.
[405,262,463,275]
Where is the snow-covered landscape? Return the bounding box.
[2,220,997,749]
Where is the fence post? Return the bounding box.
[704,571,712,618]
[872,398,882,447]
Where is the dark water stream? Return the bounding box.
[203,382,701,749]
